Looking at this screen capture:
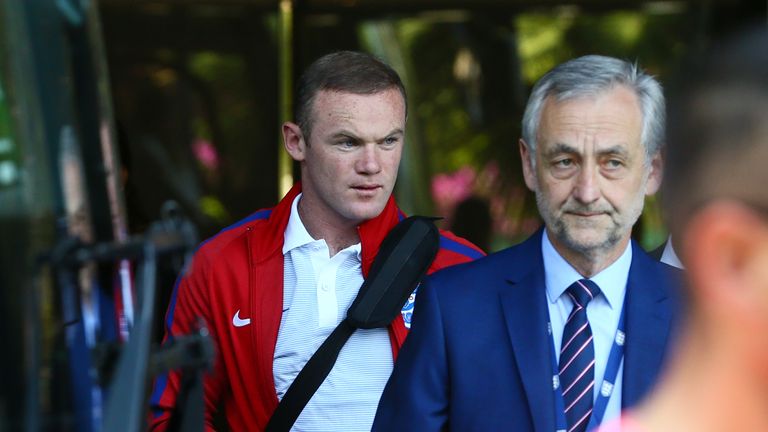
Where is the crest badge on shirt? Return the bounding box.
[401,284,420,329]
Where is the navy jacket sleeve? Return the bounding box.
[372,278,449,431]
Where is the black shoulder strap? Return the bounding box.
[265,216,439,432]
[265,319,356,432]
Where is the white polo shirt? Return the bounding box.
[273,194,393,431]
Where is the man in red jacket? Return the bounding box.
[149,51,483,431]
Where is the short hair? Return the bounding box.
[664,28,768,235]
[294,51,407,138]
[521,55,665,164]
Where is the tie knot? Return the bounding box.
[567,279,601,307]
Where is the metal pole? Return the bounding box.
[79,0,136,337]
[278,0,295,199]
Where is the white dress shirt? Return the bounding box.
[660,235,683,269]
[273,194,393,431]
[543,229,630,425]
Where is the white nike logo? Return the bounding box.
[232,310,251,327]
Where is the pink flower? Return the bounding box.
[192,138,220,171]
[431,166,476,216]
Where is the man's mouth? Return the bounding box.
[565,209,609,218]
[351,184,382,194]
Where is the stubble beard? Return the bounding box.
[535,186,647,260]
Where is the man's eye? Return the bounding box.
[605,159,624,169]
[554,159,574,168]
[338,139,356,148]
[384,136,399,145]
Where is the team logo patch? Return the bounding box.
[401,285,419,329]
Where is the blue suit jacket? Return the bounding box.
[373,229,681,431]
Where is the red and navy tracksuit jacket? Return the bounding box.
[149,183,484,431]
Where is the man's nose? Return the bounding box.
[572,163,600,204]
[356,145,382,174]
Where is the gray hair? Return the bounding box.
[521,55,665,164]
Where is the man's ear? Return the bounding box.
[684,201,767,316]
[645,150,663,195]
[519,139,537,191]
[283,122,306,162]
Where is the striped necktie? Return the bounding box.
[559,279,601,432]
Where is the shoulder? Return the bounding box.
[631,241,684,282]
[629,241,685,307]
[431,229,486,270]
[430,242,528,281]
[192,207,275,268]
[427,231,543,293]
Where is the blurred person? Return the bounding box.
[149,51,483,431]
[450,196,493,252]
[598,27,768,432]
[373,55,681,431]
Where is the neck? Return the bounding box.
[635,321,768,432]
[546,230,629,278]
[297,197,360,256]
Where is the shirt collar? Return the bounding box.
[542,228,632,309]
[283,193,315,254]
[660,235,684,269]
[282,193,362,260]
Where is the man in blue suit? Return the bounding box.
[373,55,680,432]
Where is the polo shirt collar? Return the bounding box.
[282,193,362,260]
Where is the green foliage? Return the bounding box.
[396,20,500,176]
[516,12,577,84]
[387,8,692,244]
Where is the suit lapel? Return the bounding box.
[622,241,676,408]
[499,231,556,432]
